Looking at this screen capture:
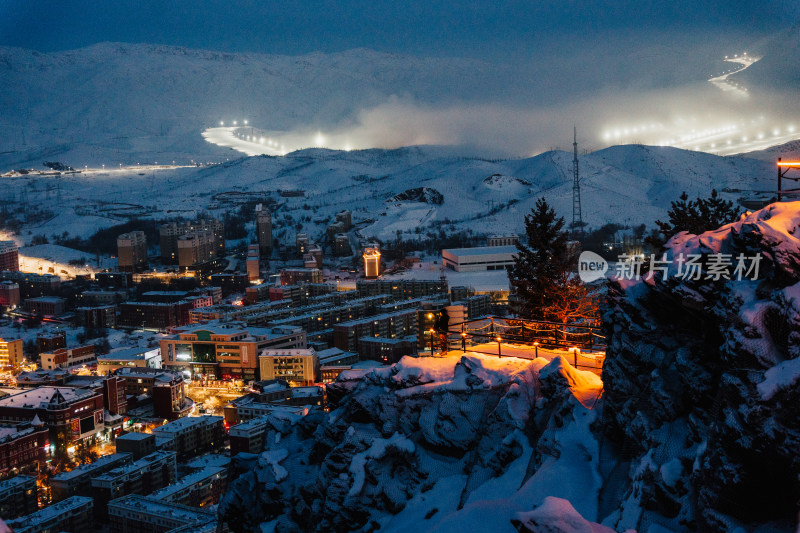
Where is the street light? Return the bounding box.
[496,336,502,358]
[429,327,435,355]
[533,341,539,358]
[570,347,579,367]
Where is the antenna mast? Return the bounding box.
[572,126,583,239]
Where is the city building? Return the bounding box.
[256,203,272,257]
[333,233,352,256]
[222,380,323,425]
[152,416,224,460]
[442,245,518,272]
[6,495,93,533]
[295,233,309,255]
[117,231,148,272]
[81,289,128,306]
[77,305,118,329]
[50,452,134,502]
[357,335,417,364]
[224,398,311,426]
[209,272,250,296]
[113,367,190,420]
[0,280,20,307]
[335,210,352,230]
[306,244,323,269]
[487,234,520,247]
[316,347,358,367]
[159,219,224,265]
[103,375,128,417]
[246,244,260,281]
[161,323,307,380]
[91,450,177,518]
[244,282,273,305]
[41,344,95,370]
[149,466,227,507]
[0,475,37,519]
[363,246,381,278]
[0,387,104,446]
[118,300,194,330]
[320,365,352,383]
[0,241,19,272]
[94,271,133,289]
[0,271,60,299]
[356,279,448,299]
[229,415,270,455]
[0,423,49,474]
[36,331,66,354]
[0,337,23,370]
[24,296,66,317]
[177,230,217,270]
[107,494,217,533]
[97,347,161,374]
[115,432,156,460]
[333,309,417,352]
[259,348,320,386]
[113,367,183,396]
[280,268,321,286]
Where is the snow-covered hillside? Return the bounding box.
[0,144,777,245]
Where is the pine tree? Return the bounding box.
[508,198,599,325]
[647,190,739,249]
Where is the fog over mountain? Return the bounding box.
[0,2,798,164]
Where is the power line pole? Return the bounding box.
[572,126,583,240]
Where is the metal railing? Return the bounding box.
[425,315,606,372]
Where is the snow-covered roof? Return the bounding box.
[107,494,215,522]
[0,386,97,408]
[6,495,93,528]
[442,245,518,256]
[99,346,158,360]
[152,415,222,435]
[115,431,153,441]
[51,452,133,481]
[149,467,226,500]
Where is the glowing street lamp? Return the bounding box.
[496,336,502,358]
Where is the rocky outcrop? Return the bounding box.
[387,187,444,205]
[602,202,800,531]
[220,354,605,532]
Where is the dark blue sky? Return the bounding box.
[0,0,797,58]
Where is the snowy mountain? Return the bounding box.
[0,43,518,169]
[0,143,777,246]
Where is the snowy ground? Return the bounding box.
[0,143,781,254]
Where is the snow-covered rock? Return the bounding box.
[602,200,800,531]
[219,353,605,532]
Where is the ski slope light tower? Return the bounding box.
[572,127,583,240]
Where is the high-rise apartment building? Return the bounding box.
[0,241,19,272]
[255,204,272,257]
[159,219,224,265]
[116,231,148,272]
